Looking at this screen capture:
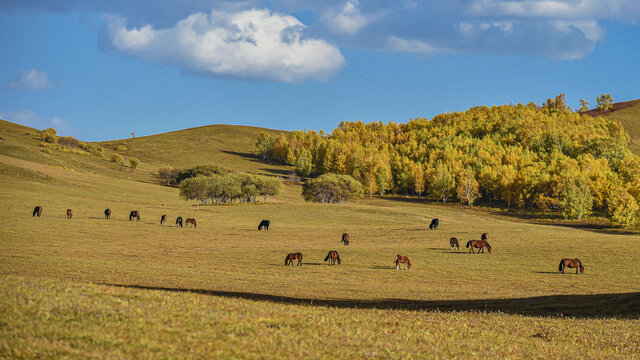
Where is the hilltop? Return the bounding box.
[583,99,640,154]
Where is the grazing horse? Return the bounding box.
[160,214,167,225]
[104,208,111,219]
[285,252,303,266]
[341,233,350,245]
[481,233,488,241]
[66,209,73,219]
[395,254,411,270]
[175,217,183,227]
[429,218,439,230]
[32,206,43,217]
[324,250,341,265]
[258,220,270,231]
[450,237,459,251]
[129,211,141,221]
[559,258,584,274]
[466,240,492,254]
[185,218,197,228]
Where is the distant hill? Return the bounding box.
[582,99,640,154]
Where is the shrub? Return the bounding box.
[176,165,227,184]
[302,173,363,204]
[111,153,123,164]
[116,144,128,152]
[129,157,140,169]
[40,128,57,143]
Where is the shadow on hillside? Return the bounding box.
[535,222,640,236]
[99,282,639,319]
[259,167,291,176]
[220,150,261,160]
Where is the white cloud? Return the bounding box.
[469,0,640,19]
[550,19,604,41]
[7,69,53,90]
[0,109,74,135]
[386,36,440,55]
[103,9,346,83]
[321,0,371,35]
[459,21,515,35]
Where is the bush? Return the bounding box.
[179,172,283,206]
[111,153,123,164]
[129,157,140,169]
[158,166,178,185]
[116,144,128,152]
[302,173,363,204]
[176,165,227,184]
[40,128,57,143]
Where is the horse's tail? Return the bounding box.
[558,260,564,273]
[285,255,289,266]
[466,241,470,248]
[337,254,341,265]
[324,252,330,262]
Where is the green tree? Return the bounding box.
[294,148,312,176]
[562,177,593,219]
[607,188,638,228]
[179,175,209,210]
[254,132,275,160]
[158,166,175,185]
[302,173,363,204]
[456,169,480,206]
[596,93,613,111]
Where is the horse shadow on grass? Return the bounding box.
[99,283,640,319]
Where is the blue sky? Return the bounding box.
[1,1,639,141]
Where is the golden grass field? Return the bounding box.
[1,119,639,358]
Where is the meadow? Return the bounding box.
[1,120,639,358]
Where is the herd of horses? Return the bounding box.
[31,207,585,274]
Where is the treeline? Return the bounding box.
[255,99,640,227]
[179,172,283,208]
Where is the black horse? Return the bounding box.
[129,210,141,221]
[341,233,350,245]
[176,217,183,227]
[32,206,43,217]
[429,218,439,230]
[104,208,111,219]
[258,220,270,231]
[161,214,167,225]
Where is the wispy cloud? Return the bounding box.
[6,69,53,90]
[102,9,346,83]
[320,0,372,35]
[0,109,74,135]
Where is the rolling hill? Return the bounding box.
[584,99,640,154]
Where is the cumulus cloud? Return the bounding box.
[0,109,74,135]
[6,69,53,90]
[320,0,371,35]
[468,0,640,19]
[102,9,346,83]
[386,36,440,55]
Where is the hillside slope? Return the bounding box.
[584,99,640,154]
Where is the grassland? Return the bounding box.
[597,99,640,154]
[1,120,639,358]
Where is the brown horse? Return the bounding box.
[395,254,411,270]
[341,233,350,245]
[466,240,492,254]
[324,250,341,265]
[450,237,459,251]
[66,209,73,219]
[185,218,197,228]
[559,258,584,274]
[160,214,167,225]
[32,206,43,217]
[129,211,141,221]
[104,208,111,219]
[285,252,303,266]
[481,233,488,241]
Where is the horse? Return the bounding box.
[66,209,73,219]
[481,233,488,241]
[129,211,141,221]
[395,254,411,270]
[32,206,42,217]
[450,237,459,251]
[258,220,270,231]
[341,233,350,245]
[559,258,584,274]
[324,250,341,265]
[466,240,491,254]
[285,252,303,266]
[429,218,439,230]
[104,208,111,219]
[176,217,183,227]
[160,214,167,225]
[185,218,197,228]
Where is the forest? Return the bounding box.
[255,98,640,227]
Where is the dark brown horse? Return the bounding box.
[129,211,141,221]
[450,237,459,251]
[341,233,350,245]
[285,252,303,266]
[466,240,491,254]
[324,250,341,265]
[160,214,167,225]
[66,209,73,219]
[32,206,43,217]
[559,258,584,274]
[481,233,488,241]
[258,219,270,231]
[104,208,111,219]
[395,254,411,270]
[176,216,183,227]
[185,218,197,228]
[429,218,439,230]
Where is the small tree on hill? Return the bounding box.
[129,157,140,170]
[254,132,275,160]
[578,99,589,112]
[179,175,209,210]
[111,153,123,165]
[295,148,312,176]
[40,128,57,143]
[596,93,613,111]
[158,166,175,185]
